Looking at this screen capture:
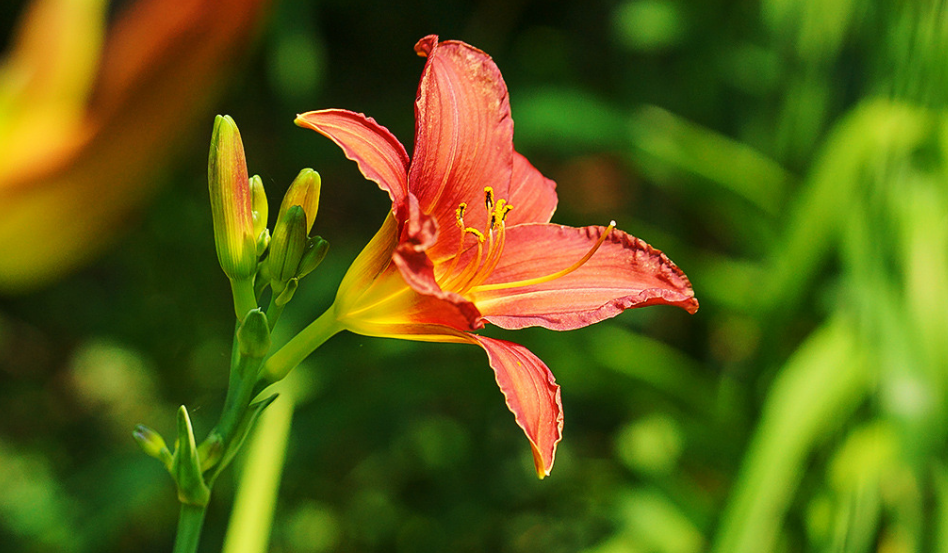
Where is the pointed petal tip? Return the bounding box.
[415,35,439,57]
[532,445,555,479]
[294,111,320,128]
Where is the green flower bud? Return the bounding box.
[198,433,224,472]
[208,115,257,280]
[172,405,210,506]
[277,169,321,233]
[133,424,173,470]
[237,308,271,359]
[273,277,299,307]
[297,236,330,279]
[269,205,308,285]
[250,175,270,256]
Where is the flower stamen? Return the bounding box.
[441,202,483,285]
[440,187,516,293]
[473,221,617,292]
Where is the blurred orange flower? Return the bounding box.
[0,0,269,292]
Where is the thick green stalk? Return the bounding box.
[214,354,264,447]
[172,504,208,553]
[230,277,258,321]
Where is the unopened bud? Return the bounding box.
[269,205,308,285]
[133,424,173,470]
[172,406,210,506]
[208,115,257,280]
[250,175,270,256]
[237,309,271,359]
[297,236,330,279]
[277,169,321,233]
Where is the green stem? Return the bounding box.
[265,294,285,331]
[172,503,208,553]
[230,277,258,321]
[263,307,341,382]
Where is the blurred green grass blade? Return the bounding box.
[629,105,792,216]
[761,99,930,312]
[711,316,868,553]
[898,165,948,372]
[222,376,301,553]
[825,421,896,553]
[935,462,948,552]
[762,0,859,61]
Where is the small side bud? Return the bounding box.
[250,175,268,237]
[250,175,271,256]
[274,277,299,307]
[297,236,330,279]
[198,433,224,472]
[237,308,271,359]
[208,115,257,280]
[133,424,173,470]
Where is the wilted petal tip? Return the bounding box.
[414,35,438,57]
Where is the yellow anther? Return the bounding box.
[466,228,485,242]
[499,204,514,222]
[456,203,467,229]
[484,187,494,210]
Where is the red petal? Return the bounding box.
[505,152,558,226]
[295,109,409,208]
[408,37,514,262]
[469,335,563,478]
[473,223,699,330]
[389,195,483,331]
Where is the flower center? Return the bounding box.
[437,187,513,294]
[436,187,616,296]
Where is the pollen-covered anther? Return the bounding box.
[498,203,514,223]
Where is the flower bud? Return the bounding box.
[172,405,210,506]
[277,169,321,233]
[250,174,270,256]
[208,115,257,280]
[237,308,271,359]
[297,236,330,279]
[269,205,308,285]
[133,424,173,470]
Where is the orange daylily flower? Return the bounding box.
[295,35,698,478]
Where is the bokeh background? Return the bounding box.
[2,0,947,551]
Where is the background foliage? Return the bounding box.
[2,0,947,551]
